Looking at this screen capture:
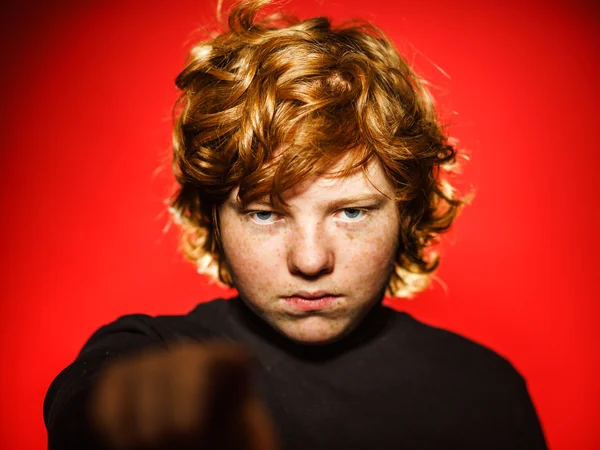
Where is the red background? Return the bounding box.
[1,0,598,448]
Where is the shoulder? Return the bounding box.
[389,312,548,447]
[185,297,231,321]
[81,298,231,355]
[392,311,525,392]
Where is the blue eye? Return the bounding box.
[250,211,278,224]
[341,208,365,220]
[256,211,272,221]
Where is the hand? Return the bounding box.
[88,341,278,450]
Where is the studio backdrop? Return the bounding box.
[0,0,598,448]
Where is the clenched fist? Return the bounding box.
[88,341,278,450]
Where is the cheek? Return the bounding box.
[220,221,284,294]
[341,219,399,282]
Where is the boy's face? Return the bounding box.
[219,158,400,345]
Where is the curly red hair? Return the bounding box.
[169,0,470,298]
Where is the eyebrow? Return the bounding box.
[246,193,391,211]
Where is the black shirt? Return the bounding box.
[44,297,548,449]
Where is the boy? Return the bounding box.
[44,1,548,448]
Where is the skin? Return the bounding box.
[219,157,401,345]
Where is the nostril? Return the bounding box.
[288,252,334,278]
[289,266,333,280]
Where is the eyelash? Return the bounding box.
[246,208,372,226]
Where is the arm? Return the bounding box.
[44,314,278,450]
[44,315,169,449]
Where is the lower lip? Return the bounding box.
[284,296,339,311]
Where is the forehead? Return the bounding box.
[229,157,395,206]
[289,158,393,201]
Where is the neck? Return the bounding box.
[229,296,392,361]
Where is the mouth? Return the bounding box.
[283,291,341,311]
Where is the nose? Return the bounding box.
[287,222,334,278]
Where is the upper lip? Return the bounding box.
[287,291,338,299]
